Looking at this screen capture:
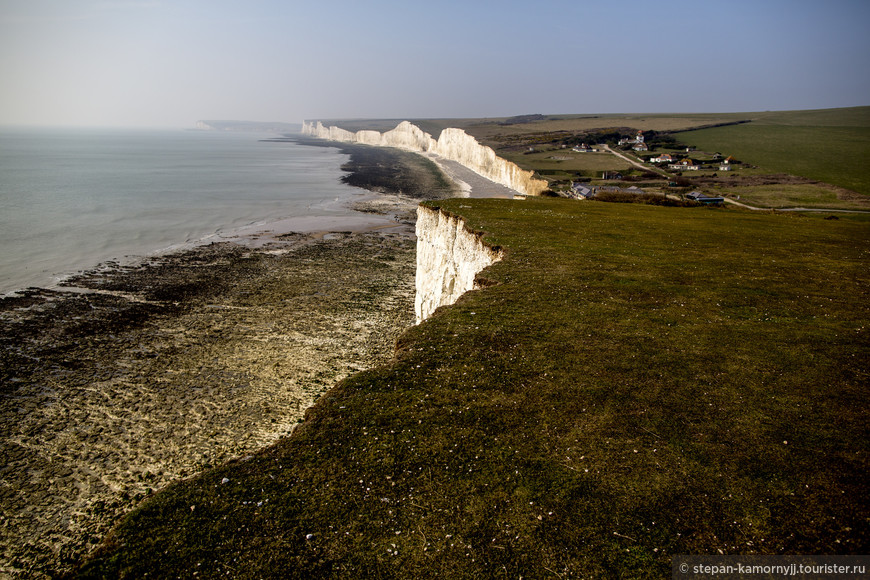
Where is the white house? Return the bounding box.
[669,158,700,171]
[619,130,645,147]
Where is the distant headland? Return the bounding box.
[194,120,301,133]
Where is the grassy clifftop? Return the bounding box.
[675,107,870,196]
[78,199,869,578]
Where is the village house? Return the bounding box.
[619,130,645,147]
[571,182,595,199]
[632,142,649,151]
[669,158,700,171]
[650,153,674,163]
[718,155,736,171]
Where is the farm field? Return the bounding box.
[461,113,750,144]
[319,113,750,141]
[675,107,870,199]
[707,181,870,211]
[498,149,632,180]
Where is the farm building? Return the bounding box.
[686,191,725,204]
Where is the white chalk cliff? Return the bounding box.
[414,206,502,324]
[301,120,548,197]
[301,120,515,324]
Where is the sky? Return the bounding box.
[1,0,868,128]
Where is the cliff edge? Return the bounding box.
[414,205,502,324]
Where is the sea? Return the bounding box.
[0,127,367,295]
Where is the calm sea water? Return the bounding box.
[0,127,364,294]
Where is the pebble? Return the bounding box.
[0,232,416,577]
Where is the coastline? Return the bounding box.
[0,129,391,298]
[0,140,456,577]
[1,231,418,576]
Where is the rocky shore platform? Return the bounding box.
[0,227,418,577]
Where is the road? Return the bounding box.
[602,145,870,213]
[602,144,669,177]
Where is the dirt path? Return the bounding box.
[602,144,669,177]
[602,145,870,213]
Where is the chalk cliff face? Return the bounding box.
[414,206,502,324]
[301,120,517,322]
[302,120,547,197]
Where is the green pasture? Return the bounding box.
[719,182,870,210]
[676,108,870,196]
[499,149,633,179]
[79,198,870,578]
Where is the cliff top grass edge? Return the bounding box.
[77,195,870,577]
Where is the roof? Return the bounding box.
[571,183,595,198]
[687,191,725,203]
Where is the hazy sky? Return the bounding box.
[1,0,868,128]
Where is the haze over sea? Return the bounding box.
[0,128,362,295]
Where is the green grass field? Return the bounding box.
[675,107,870,197]
[498,149,633,178]
[78,199,870,578]
[717,182,870,210]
